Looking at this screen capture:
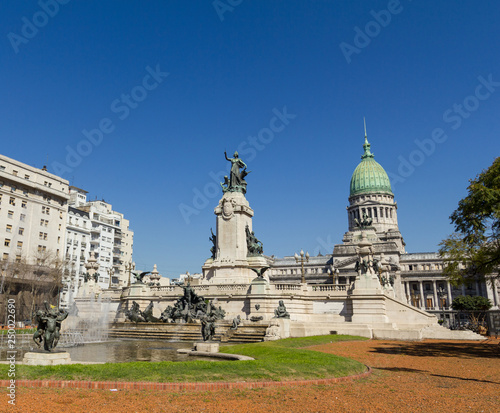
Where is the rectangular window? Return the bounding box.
[8,210,13,219]
[18,228,24,235]
[21,201,27,208]
[6,224,12,233]
[24,174,30,180]
[39,232,44,239]
[20,214,25,221]
[15,255,21,263]
[17,241,22,249]
[43,233,47,240]
[12,170,18,176]
[9,197,15,206]
[2,253,8,260]
[4,239,10,247]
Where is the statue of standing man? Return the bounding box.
[222,151,250,194]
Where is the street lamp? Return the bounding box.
[126,261,135,287]
[108,267,114,289]
[437,286,446,326]
[294,249,309,284]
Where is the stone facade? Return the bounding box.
[0,154,69,265]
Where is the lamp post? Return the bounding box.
[108,267,114,289]
[126,261,135,287]
[437,286,446,326]
[294,249,309,284]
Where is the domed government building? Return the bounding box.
[267,129,499,327]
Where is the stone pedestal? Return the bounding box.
[194,342,219,353]
[203,191,266,284]
[349,292,390,324]
[23,350,71,366]
[250,277,269,294]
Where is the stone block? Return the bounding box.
[194,342,219,353]
[23,351,71,366]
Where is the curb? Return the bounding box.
[0,366,371,391]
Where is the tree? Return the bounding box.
[451,295,492,312]
[439,157,500,285]
[451,295,492,333]
[0,250,64,322]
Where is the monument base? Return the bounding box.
[23,350,71,366]
[194,342,219,353]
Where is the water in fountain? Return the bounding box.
[62,293,111,345]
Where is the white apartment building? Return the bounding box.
[67,187,134,290]
[0,154,69,267]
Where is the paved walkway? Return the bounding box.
[5,338,500,412]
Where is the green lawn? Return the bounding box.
[3,334,368,383]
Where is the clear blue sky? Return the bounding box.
[2,1,499,278]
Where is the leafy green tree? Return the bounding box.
[451,295,492,333]
[451,295,492,312]
[439,157,500,285]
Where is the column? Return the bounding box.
[419,281,425,309]
[432,280,438,310]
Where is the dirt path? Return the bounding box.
[5,338,499,413]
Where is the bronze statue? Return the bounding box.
[231,315,241,330]
[354,213,373,229]
[209,228,217,259]
[274,300,290,319]
[201,315,216,341]
[251,266,269,279]
[142,301,160,322]
[133,271,150,284]
[125,301,146,323]
[158,284,225,325]
[32,301,68,351]
[222,151,250,194]
[246,225,264,256]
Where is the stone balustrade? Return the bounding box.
[311,284,349,292]
[150,285,179,293]
[274,284,302,291]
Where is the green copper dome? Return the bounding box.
[349,134,393,197]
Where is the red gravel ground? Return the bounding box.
[5,338,499,413]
